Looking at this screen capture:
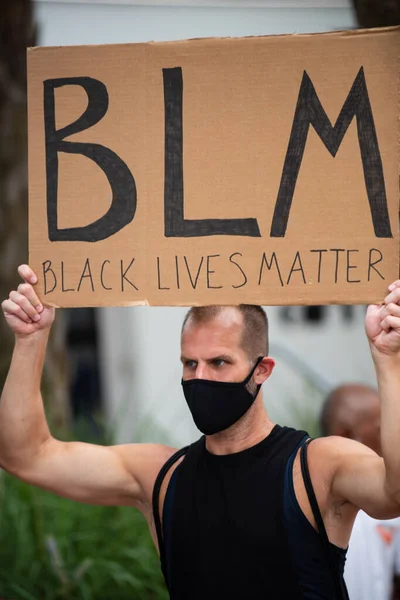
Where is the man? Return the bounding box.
[2,264,400,599]
[321,384,400,600]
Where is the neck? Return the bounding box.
[205,395,275,455]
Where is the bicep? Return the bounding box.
[331,438,400,519]
[11,438,173,508]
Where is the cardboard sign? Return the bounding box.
[27,27,400,307]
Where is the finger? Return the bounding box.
[17,282,43,313]
[388,281,400,294]
[383,287,400,306]
[381,315,400,333]
[369,303,386,320]
[380,303,400,320]
[9,291,41,322]
[18,264,38,285]
[2,299,34,324]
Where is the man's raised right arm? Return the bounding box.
[0,265,176,509]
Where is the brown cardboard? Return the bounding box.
[27,27,400,307]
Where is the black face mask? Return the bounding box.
[181,357,264,436]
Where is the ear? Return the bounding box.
[254,357,275,384]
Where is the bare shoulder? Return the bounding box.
[113,442,179,504]
[308,436,387,506]
[308,436,400,519]
[307,435,378,481]
[309,435,377,463]
[292,436,359,499]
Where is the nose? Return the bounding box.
[195,363,210,380]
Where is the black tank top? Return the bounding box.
[153,425,348,599]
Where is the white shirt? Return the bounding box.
[344,511,400,600]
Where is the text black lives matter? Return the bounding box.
[41,248,385,296]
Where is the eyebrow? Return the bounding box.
[208,354,233,363]
[180,354,233,363]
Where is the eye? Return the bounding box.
[211,358,226,367]
[184,360,197,369]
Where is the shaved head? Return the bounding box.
[320,384,381,454]
[182,305,268,362]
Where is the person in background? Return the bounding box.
[320,384,400,600]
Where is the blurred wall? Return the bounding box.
[33,1,374,447]
[36,2,353,46]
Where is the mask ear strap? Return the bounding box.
[243,356,264,385]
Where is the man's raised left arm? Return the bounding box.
[328,281,400,518]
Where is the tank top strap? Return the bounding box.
[152,445,190,588]
[300,439,350,600]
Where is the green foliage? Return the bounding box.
[0,472,168,600]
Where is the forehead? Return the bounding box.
[181,308,245,355]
